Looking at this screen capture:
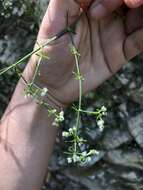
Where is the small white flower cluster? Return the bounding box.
[97,119,105,132]
[24,85,48,99]
[88,149,99,155]
[49,109,57,115]
[62,131,70,138]
[24,85,35,99]
[24,93,33,99]
[57,111,64,122]
[97,106,107,132]
[62,125,100,165]
[40,87,48,97]
[67,154,80,163]
[67,149,99,164]
[62,127,85,148]
[62,126,76,138]
[24,83,64,127]
[101,106,107,115]
[70,44,80,56]
[52,111,65,127]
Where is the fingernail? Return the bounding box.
[135,0,143,6]
[125,0,143,7]
[90,3,107,19]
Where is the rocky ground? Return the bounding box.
[0,1,143,190]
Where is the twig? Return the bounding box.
[0,14,82,76]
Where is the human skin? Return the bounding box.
[0,0,143,190]
[36,0,143,105]
[89,0,143,19]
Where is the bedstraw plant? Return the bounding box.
[0,11,107,165]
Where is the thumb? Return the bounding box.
[38,0,80,39]
[124,0,143,7]
[124,28,143,60]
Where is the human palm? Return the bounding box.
[35,0,143,106]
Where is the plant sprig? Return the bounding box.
[61,27,107,165]
[0,12,107,165]
[0,14,82,76]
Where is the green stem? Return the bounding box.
[0,14,82,76]
[79,109,100,115]
[0,36,56,76]
[75,55,82,129]
[69,34,83,155]
[72,106,103,116]
[31,57,42,85]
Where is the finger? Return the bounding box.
[90,0,123,19]
[124,28,143,60]
[124,0,143,8]
[38,0,79,39]
[125,7,143,34]
[74,0,93,10]
[90,0,143,19]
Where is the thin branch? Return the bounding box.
[0,14,82,76]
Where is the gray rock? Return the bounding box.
[117,73,129,85]
[35,0,49,23]
[64,169,103,190]
[129,86,143,105]
[121,172,139,182]
[105,149,143,170]
[101,128,132,150]
[128,112,143,148]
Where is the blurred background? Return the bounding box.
[0,1,143,190]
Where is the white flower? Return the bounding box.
[72,126,76,131]
[57,111,64,122]
[97,119,104,126]
[67,157,72,164]
[55,111,64,123]
[59,111,64,118]
[78,141,83,147]
[52,121,59,127]
[97,119,105,131]
[72,154,80,163]
[50,109,57,114]
[41,87,48,97]
[81,151,87,157]
[24,93,33,99]
[89,149,100,155]
[69,128,73,133]
[101,106,107,116]
[69,126,76,133]
[101,106,107,112]
[99,126,104,132]
[62,131,70,138]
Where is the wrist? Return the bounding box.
[8,76,65,133]
[22,60,66,113]
[26,54,68,109]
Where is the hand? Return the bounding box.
[124,0,143,7]
[90,0,143,19]
[29,0,143,107]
